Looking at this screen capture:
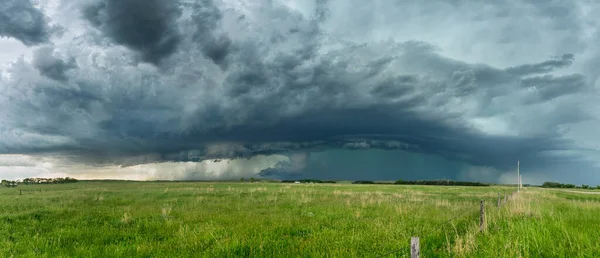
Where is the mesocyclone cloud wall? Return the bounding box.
[0,0,599,184]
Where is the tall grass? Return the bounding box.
[0,182,598,257]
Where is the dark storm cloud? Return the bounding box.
[186,0,232,66]
[82,0,183,64]
[370,75,418,98]
[260,149,470,181]
[0,0,50,45]
[2,34,585,170]
[521,74,586,102]
[201,34,231,66]
[506,54,575,76]
[1,0,598,183]
[314,0,330,22]
[32,46,77,81]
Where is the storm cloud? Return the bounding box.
[1,0,600,184]
[82,0,183,64]
[32,46,77,81]
[0,0,50,45]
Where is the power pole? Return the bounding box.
[520,175,523,189]
[517,160,520,191]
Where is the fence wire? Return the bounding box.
[374,192,520,258]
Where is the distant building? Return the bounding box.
[294,181,301,184]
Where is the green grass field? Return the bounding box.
[1,182,599,257]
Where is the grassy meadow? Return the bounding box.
[1,181,599,257]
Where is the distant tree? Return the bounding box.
[250,177,255,183]
[394,179,489,187]
[542,182,576,188]
[1,180,6,186]
[597,185,600,190]
[65,177,78,183]
[279,179,336,184]
[4,180,17,188]
[352,180,375,184]
[240,177,245,182]
[21,177,77,184]
[541,182,561,188]
[582,184,590,189]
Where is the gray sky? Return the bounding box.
[1,0,599,184]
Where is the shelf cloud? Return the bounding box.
[1,0,599,184]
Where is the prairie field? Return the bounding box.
[1,182,599,257]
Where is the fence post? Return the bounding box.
[411,237,420,258]
[479,199,485,232]
[497,192,500,208]
[19,189,22,195]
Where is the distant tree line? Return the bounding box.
[541,182,576,188]
[351,180,376,184]
[541,182,600,189]
[1,177,79,187]
[1,180,18,188]
[22,177,78,184]
[281,179,337,184]
[350,179,490,186]
[395,179,490,186]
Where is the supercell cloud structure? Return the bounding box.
[0,0,600,184]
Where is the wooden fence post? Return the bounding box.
[411,237,420,258]
[497,192,501,208]
[480,199,485,232]
[19,189,22,195]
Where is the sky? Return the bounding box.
[1,0,599,184]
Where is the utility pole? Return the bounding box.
[517,160,520,191]
[520,175,523,189]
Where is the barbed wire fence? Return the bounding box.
[375,189,522,258]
